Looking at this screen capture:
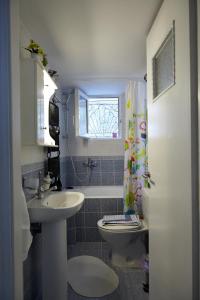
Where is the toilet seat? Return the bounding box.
[97,219,147,233]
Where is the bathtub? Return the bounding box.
[70,185,124,199]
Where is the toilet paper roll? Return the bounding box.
[21,188,32,261]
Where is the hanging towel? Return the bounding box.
[21,188,32,261]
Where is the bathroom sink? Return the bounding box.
[27,191,84,223]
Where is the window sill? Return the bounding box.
[79,135,122,141]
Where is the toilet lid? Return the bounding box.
[97,219,146,232]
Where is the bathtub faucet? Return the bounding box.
[83,158,97,170]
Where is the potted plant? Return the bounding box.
[25,39,48,67]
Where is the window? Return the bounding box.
[75,89,120,139]
[88,97,119,138]
[153,21,175,99]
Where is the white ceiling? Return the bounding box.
[20,0,162,95]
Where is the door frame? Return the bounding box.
[0,0,15,298]
[0,0,23,299]
[189,0,199,299]
[197,0,200,295]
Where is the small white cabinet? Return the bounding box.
[21,58,58,147]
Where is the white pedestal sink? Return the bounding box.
[27,191,84,300]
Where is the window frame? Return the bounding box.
[87,96,120,139]
[75,88,122,140]
[152,20,176,101]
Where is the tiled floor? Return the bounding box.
[67,242,149,300]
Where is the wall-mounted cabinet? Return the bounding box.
[21,58,58,147]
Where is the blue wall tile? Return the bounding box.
[85,212,101,227]
[63,156,124,187]
[85,198,101,212]
[101,172,115,185]
[75,213,85,227]
[74,160,88,173]
[114,172,124,185]
[73,173,88,186]
[88,172,102,186]
[85,228,102,242]
[101,160,114,172]
[101,198,118,213]
[67,215,76,228]
[66,174,74,187]
[76,227,86,242]
[117,198,124,214]
[114,160,124,172]
[67,228,76,245]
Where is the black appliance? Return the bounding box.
[49,102,60,145]
[48,101,62,191]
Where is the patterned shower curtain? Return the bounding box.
[123,81,147,215]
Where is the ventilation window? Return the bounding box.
[153,22,175,100]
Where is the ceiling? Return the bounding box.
[20,0,162,95]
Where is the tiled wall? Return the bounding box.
[22,161,46,177]
[60,156,124,188]
[22,161,46,200]
[67,197,124,244]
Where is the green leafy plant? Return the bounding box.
[25,39,48,67]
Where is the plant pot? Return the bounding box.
[31,52,42,64]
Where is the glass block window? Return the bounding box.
[153,22,175,99]
[87,97,119,138]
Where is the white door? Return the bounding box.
[147,1,198,299]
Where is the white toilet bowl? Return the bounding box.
[97,219,148,267]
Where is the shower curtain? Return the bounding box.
[123,81,147,215]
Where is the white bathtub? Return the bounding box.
[70,186,124,198]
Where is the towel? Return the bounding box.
[21,188,32,261]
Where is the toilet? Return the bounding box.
[97,218,148,267]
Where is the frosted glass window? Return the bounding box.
[87,98,119,138]
[153,24,175,99]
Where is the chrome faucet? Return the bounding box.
[83,158,97,170]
